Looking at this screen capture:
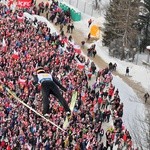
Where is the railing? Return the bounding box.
[59,0,110,17]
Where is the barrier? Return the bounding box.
[59,2,81,21]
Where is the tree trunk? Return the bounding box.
[95,0,98,9]
[122,0,131,47]
[145,16,150,49]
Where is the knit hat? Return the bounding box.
[36,67,45,74]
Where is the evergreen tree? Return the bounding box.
[103,0,140,59]
[102,0,121,47]
[138,0,150,52]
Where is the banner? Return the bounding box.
[74,45,81,54]
[17,0,32,8]
[12,50,19,59]
[77,63,85,70]
[7,0,13,7]
[2,38,7,52]
[18,78,26,85]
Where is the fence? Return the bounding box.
[59,2,81,21]
[59,0,96,17]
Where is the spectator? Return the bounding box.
[66,24,71,33]
[81,40,85,49]
[88,19,93,28]
[93,49,97,58]
[144,92,149,103]
[68,35,72,42]
[70,23,74,33]
[87,33,91,41]
[113,63,117,71]
[125,67,129,76]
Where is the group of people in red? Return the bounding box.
[0,1,138,150]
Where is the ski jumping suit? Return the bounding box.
[36,72,70,115]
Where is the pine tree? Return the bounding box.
[102,0,121,47]
[103,0,140,59]
[138,0,150,52]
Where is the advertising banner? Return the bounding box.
[17,0,32,8]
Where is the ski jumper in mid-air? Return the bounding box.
[33,67,71,117]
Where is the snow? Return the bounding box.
[71,1,150,92]
[61,0,150,147]
[23,9,149,141]
[60,0,110,17]
[112,76,145,143]
[27,1,149,136]
[94,40,150,91]
[1,0,149,148]
[24,12,57,34]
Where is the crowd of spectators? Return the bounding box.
[0,1,137,150]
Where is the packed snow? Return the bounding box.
[60,0,150,147]
[1,0,150,148]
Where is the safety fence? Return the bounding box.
[59,2,81,21]
[59,0,95,17]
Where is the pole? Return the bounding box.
[147,51,150,63]
[136,51,139,65]
[84,2,86,13]
[76,0,79,8]
[91,7,94,16]
[146,46,150,63]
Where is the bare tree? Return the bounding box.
[93,0,99,9]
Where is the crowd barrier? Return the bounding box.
[59,2,81,21]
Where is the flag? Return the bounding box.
[2,38,7,52]
[8,81,14,89]
[86,141,90,149]
[7,0,13,7]
[74,45,81,54]
[18,78,26,85]
[12,50,19,59]
[2,38,6,47]
[77,63,85,70]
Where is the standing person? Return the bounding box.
[113,63,117,71]
[88,19,93,28]
[60,24,64,32]
[91,61,96,74]
[125,67,129,76]
[45,2,49,11]
[31,0,35,4]
[70,23,74,33]
[68,35,72,42]
[81,41,85,48]
[33,67,71,117]
[144,92,150,103]
[87,33,91,41]
[93,49,97,58]
[46,9,50,19]
[66,24,71,33]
